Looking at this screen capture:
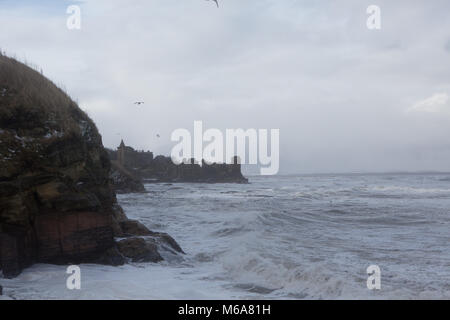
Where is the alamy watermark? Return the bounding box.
[171,121,280,175]
[66,4,381,31]
[367,265,381,290]
[66,265,81,290]
[367,5,381,30]
[66,5,81,30]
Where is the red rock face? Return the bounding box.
[0,131,124,277]
[34,211,115,263]
[0,226,35,277]
[0,211,117,277]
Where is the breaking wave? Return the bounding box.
[2,173,450,300]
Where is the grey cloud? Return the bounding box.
[1,0,450,173]
[445,39,450,53]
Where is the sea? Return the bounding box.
[2,173,450,299]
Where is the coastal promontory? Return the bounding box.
[0,54,182,278]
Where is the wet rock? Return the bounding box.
[95,246,126,266]
[118,219,185,260]
[110,162,145,194]
[119,220,153,237]
[152,232,185,254]
[117,237,163,263]
[118,220,184,254]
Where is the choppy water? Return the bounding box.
[2,174,450,299]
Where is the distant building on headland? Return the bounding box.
[107,140,247,184]
[113,139,154,169]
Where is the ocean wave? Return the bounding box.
[369,185,450,194]
[5,174,450,300]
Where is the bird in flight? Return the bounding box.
[134,101,144,105]
[156,134,160,138]
[207,0,219,8]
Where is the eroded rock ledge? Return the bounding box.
[0,54,182,278]
[114,217,184,263]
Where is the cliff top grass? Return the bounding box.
[0,52,96,138]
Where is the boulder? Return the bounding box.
[117,237,163,263]
[119,219,184,254]
[119,220,153,236]
[151,232,185,254]
[95,246,126,266]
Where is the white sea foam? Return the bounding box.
[2,174,450,299]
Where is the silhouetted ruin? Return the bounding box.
[107,140,248,185]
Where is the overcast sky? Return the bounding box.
[1,0,450,174]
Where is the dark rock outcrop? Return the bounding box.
[0,54,182,278]
[110,161,146,194]
[119,219,153,236]
[117,237,163,263]
[153,232,185,254]
[94,246,126,266]
[117,219,184,255]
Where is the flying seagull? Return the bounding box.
[134,101,144,105]
[207,0,219,8]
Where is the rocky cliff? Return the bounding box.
[0,54,182,279]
